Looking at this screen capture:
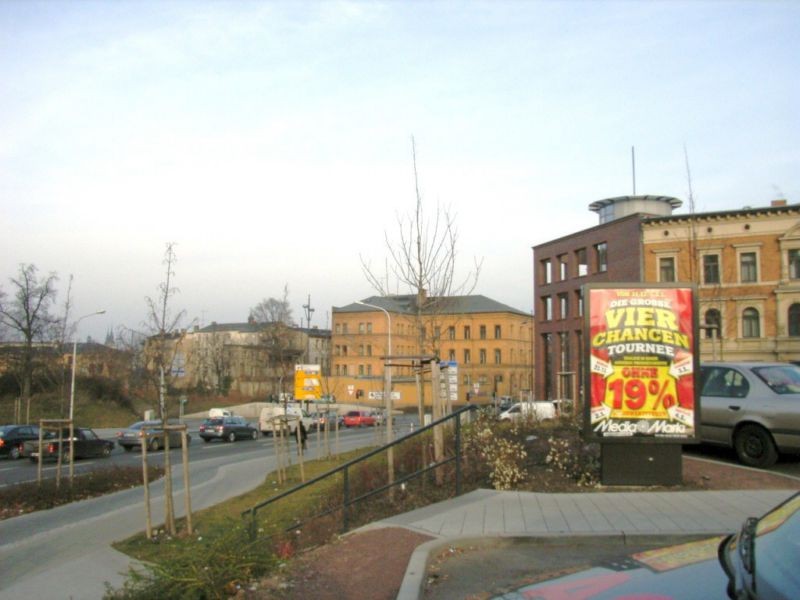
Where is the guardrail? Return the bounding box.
[242,404,478,540]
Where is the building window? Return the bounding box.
[448,326,456,340]
[358,344,364,356]
[541,259,552,284]
[342,345,348,356]
[659,257,676,282]
[790,304,800,337]
[367,344,372,356]
[358,322,365,333]
[464,326,471,339]
[434,326,441,340]
[559,254,568,280]
[575,247,588,277]
[742,307,760,338]
[367,322,373,333]
[448,349,456,361]
[576,289,584,317]
[335,365,340,376]
[464,349,471,364]
[342,323,348,334]
[335,323,341,334]
[542,296,553,321]
[558,293,569,319]
[789,250,800,280]
[358,364,364,376]
[494,325,501,339]
[479,349,487,364]
[595,242,608,273]
[334,345,341,356]
[479,325,487,340]
[740,252,758,283]
[341,365,348,375]
[704,308,721,339]
[703,254,720,285]
[494,349,501,364]
[367,364,372,376]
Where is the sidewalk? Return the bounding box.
[378,488,798,599]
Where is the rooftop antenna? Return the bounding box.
[631,146,636,195]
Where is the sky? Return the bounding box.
[1,0,798,343]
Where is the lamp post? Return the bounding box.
[69,310,106,480]
[355,300,394,489]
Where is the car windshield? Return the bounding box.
[0,426,11,437]
[752,365,800,394]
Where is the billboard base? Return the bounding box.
[600,444,682,486]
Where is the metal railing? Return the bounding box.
[242,404,477,539]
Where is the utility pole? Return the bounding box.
[302,294,314,362]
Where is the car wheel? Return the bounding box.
[203,437,211,443]
[102,445,111,457]
[227,432,236,443]
[149,438,160,452]
[251,430,258,440]
[734,424,778,468]
[9,445,21,460]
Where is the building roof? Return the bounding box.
[641,201,800,225]
[333,294,529,317]
[195,322,330,336]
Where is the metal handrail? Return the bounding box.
[242,404,477,538]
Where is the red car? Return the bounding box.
[343,410,376,428]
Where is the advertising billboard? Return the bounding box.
[584,284,698,443]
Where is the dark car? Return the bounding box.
[0,424,41,460]
[501,491,800,599]
[25,427,115,461]
[699,361,800,467]
[117,420,191,452]
[199,416,258,443]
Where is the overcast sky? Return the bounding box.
[1,0,798,342]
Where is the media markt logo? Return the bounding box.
[593,419,688,437]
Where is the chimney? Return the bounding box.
[771,199,787,207]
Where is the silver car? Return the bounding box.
[699,361,800,467]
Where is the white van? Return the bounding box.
[208,408,233,418]
[259,404,313,436]
[499,401,556,422]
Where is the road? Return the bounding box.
[0,422,396,599]
[0,418,414,488]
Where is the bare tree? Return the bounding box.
[250,286,301,401]
[0,264,59,420]
[250,284,295,325]
[361,137,482,358]
[143,243,187,536]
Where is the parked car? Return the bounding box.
[343,410,376,428]
[369,410,385,426]
[498,401,556,422]
[25,427,114,461]
[259,404,314,436]
[117,420,190,452]
[698,361,800,467]
[199,416,259,442]
[512,491,800,599]
[0,424,42,460]
[309,411,339,431]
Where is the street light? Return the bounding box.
[355,300,393,437]
[69,310,107,421]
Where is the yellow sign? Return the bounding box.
[294,364,321,400]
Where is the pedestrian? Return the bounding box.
[297,420,308,452]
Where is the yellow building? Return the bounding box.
[642,200,800,362]
[330,294,533,408]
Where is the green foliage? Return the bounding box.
[104,520,276,600]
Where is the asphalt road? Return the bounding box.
[0,417,417,488]
[0,423,387,599]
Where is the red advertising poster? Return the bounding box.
[586,286,697,442]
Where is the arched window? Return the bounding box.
[789,304,800,337]
[742,307,760,338]
[704,308,721,339]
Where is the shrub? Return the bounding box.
[105,519,276,600]
[463,410,528,490]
